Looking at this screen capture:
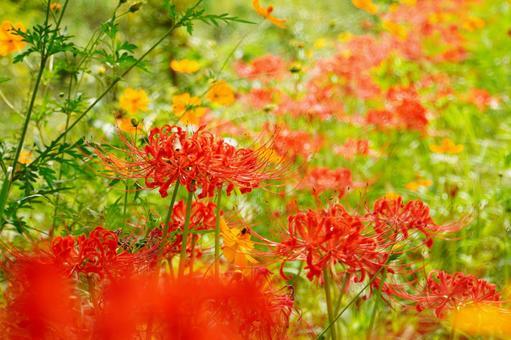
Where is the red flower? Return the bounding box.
[335,139,369,159]
[235,54,287,81]
[96,125,280,198]
[299,167,353,198]
[269,124,323,161]
[276,204,388,281]
[52,227,137,278]
[370,196,440,248]
[413,271,500,318]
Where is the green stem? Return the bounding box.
[214,186,223,278]
[178,190,194,278]
[323,269,338,340]
[158,182,181,252]
[367,270,386,340]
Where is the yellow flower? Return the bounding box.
[119,88,149,114]
[170,59,201,74]
[400,0,416,5]
[221,218,258,267]
[463,16,485,32]
[252,0,286,28]
[206,80,235,106]
[352,0,378,15]
[116,117,141,133]
[338,32,353,43]
[405,179,433,192]
[430,138,464,154]
[382,20,409,40]
[385,191,400,200]
[18,150,33,165]
[172,93,206,125]
[0,21,26,56]
[449,303,511,339]
[50,2,62,11]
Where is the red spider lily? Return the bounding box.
[95,125,280,198]
[0,252,292,339]
[268,124,323,161]
[387,86,428,132]
[276,204,388,282]
[298,167,353,198]
[0,255,83,339]
[335,139,369,159]
[370,196,443,248]
[410,270,500,318]
[52,226,139,278]
[235,54,288,81]
[365,109,397,129]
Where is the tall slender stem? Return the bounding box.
[214,186,223,278]
[158,182,180,252]
[178,190,194,278]
[367,269,386,340]
[323,269,338,340]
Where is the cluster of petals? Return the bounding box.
[234,55,288,82]
[298,167,353,198]
[0,253,292,340]
[51,226,138,278]
[268,124,323,161]
[96,125,279,198]
[276,204,389,281]
[409,270,500,318]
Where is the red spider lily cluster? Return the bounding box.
[298,167,353,198]
[410,270,501,318]
[0,253,292,339]
[95,125,281,198]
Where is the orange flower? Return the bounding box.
[430,138,464,154]
[116,117,141,133]
[172,93,206,125]
[221,218,258,268]
[252,0,286,28]
[207,80,235,106]
[0,21,26,56]
[170,59,200,73]
[50,2,63,11]
[119,88,149,114]
[351,0,378,15]
[405,179,433,192]
[18,150,33,165]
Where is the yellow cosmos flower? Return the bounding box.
[382,20,409,40]
[206,80,235,106]
[221,218,258,268]
[385,191,400,200]
[116,117,141,133]
[352,0,378,15]
[252,0,286,28]
[463,16,485,32]
[449,303,511,339]
[172,93,206,125]
[170,59,201,74]
[400,0,416,5]
[430,138,464,154]
[18,150,33,165]
[119,88,149,114]
[338,32,353,43]
[0,21,26,56]
[405,179,433,192]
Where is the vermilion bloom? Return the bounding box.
[95,125,280,198]
[269,124,323,161]
[235,55,288,81]
[0,255,82,339]
[275,204,388,281]
[299,167,353,198]
[365,109,397,129]
[0,253,292,339]
[335,139,369,159]
[370,196,443,248]
[411,270,500,318]
[387,86,428,132]
[52,226,139,278]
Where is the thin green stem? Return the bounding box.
[367,269,386,340]
[323,269,338,340]
[214,186,223,278]
[178,190,194,278]
[158,182,181,252]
